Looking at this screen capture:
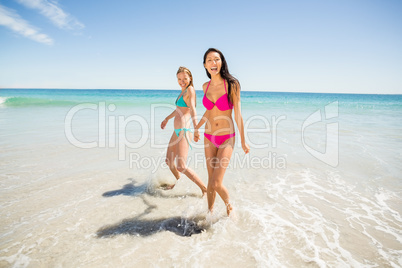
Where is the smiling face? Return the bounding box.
[204,52,222,76]
[177,72,191,90]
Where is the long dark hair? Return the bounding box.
[203,48,240,104]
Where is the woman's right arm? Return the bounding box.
[194,82,210,142]
[161,110,177,129]
[195,111,208,130]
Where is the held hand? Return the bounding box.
[242,143,250,154]
[194,129,200,142]
[161,119,168,129]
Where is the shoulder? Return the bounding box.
[231,80,240,90]
[230,80,240,96]
[202,81,209,93]
[186,86,196,96]
[230,80,241,103]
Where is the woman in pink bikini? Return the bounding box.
[195,48,250,216]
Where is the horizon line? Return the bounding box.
[1,87,401,96]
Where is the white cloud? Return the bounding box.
[0,4,54,45]
[16,0,84,30]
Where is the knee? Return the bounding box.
[176,162,187,173]
[209,180,222,192]
[165,158,175,168]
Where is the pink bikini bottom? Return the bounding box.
[204,133,235,148]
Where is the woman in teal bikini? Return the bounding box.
[161,67,207,195]
[195,48,250,215]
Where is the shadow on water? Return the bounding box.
[102,178,200,199]
[96,216,205,237]
[97,196,206,237]
[102,180,147,197]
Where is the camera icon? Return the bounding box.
[301,101,339,167]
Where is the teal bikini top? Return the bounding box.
[175,89,189,108]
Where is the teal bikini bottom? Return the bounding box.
[174,128,192,149]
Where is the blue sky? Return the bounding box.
[0,0,401,94]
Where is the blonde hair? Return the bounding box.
[177,66,194,88]
[176,66,196,107]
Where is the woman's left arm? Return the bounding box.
[233,82,250,154]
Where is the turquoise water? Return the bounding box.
[1,88,401,267]
[1,88,402,108]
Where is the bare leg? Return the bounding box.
[176,131,207,195]
[204,135,218,212]
[162,132,180,189]
[205,135,235,215]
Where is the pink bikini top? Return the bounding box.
[202,80,233,111]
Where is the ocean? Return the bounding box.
[0,88,401,267]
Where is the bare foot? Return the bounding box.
[226,203,233,216]
[160,183,175,190]
[208,207,214,215]
[201,188,207,197]
[160,177,180,190]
